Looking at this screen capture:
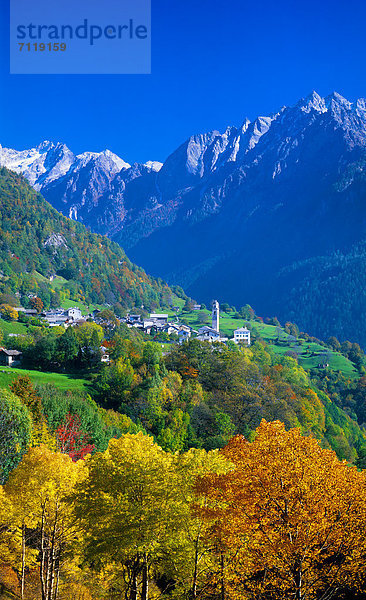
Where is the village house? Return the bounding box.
[16,308,38,317]
[67,307,82,320]
[142,320,154,334]
[41,307,83,327]
[128,314,142,323]
[149,313,169,326]
[0,348,22,367]
[178,324,193,343]
[125,314,144,328]
[233,326,251,345]
[162,323,181,335]
[100,346,110,363]
[196,326,221,342]
[42,309,68,326]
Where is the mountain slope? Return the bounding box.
[0,168,176,310]
[3,92,366,342]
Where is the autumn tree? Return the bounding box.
[5,445,85,600]
[10,376,43,422]
[75,322,104,367]
[239,304,255,320]
[56,327,79,365]
[327,336,341,352]
[164,448,230,599]
[55,413,95,461]
[197,420,366,600]
[143,341,163,376]
[95,357,134,408]
[29,297,44,313]
[0,485,21,578]
[95,309,119,331]
[10,376,56,449]
[198,311,210,325]
[72,433,181,600]
[0,303,18,321]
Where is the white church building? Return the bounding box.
[233,326,251,345]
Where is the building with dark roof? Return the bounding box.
[0,348,23,366]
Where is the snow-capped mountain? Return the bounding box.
[3,90,366,343]
[3,91,366,232]
[0,141,131,221]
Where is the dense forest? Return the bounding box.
[4,318,366,462]
[0,168,180,311]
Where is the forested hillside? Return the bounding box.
[2,329,366,598]
[0,168,178,311]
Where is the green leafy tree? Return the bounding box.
[56,327,79,365]
[0,389,32,483]
[143,341,163,376]
[96,358,134,408]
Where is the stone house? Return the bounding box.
[0,348,23,366]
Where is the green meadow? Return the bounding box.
[177,308,359,379]
[0,366,89,393]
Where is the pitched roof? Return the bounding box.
[0,348,22,356]
[197,326,220,335]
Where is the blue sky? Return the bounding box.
[1,0,366,164]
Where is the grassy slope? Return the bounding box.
[0,319,28,335]
[0,366,89,392]
[176,309,358,379]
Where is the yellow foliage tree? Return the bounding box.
[166,448,231,599]
[72,433,180,600]
[5,445,86,600]
[0,304,18,321]
[197,420,366,600]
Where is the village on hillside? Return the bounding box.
[0,301,251,367]
[122,300,251,346]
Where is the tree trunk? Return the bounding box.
[54,561,60,600]
[130,565,138,600]
[45,548,51,600]
[21,521,26,600]
[220,551,225,600]
[48,505,58,600]
[191,533,200,599]
[294,564,303,600]
[141,553,149,600]
[40,508,47,600]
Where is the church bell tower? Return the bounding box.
[212,300,219,332]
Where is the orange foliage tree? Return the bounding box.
[196,420,366,600]
[29,297,44,313]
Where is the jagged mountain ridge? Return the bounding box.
[3,91,366,343]
[0,140,163,225]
